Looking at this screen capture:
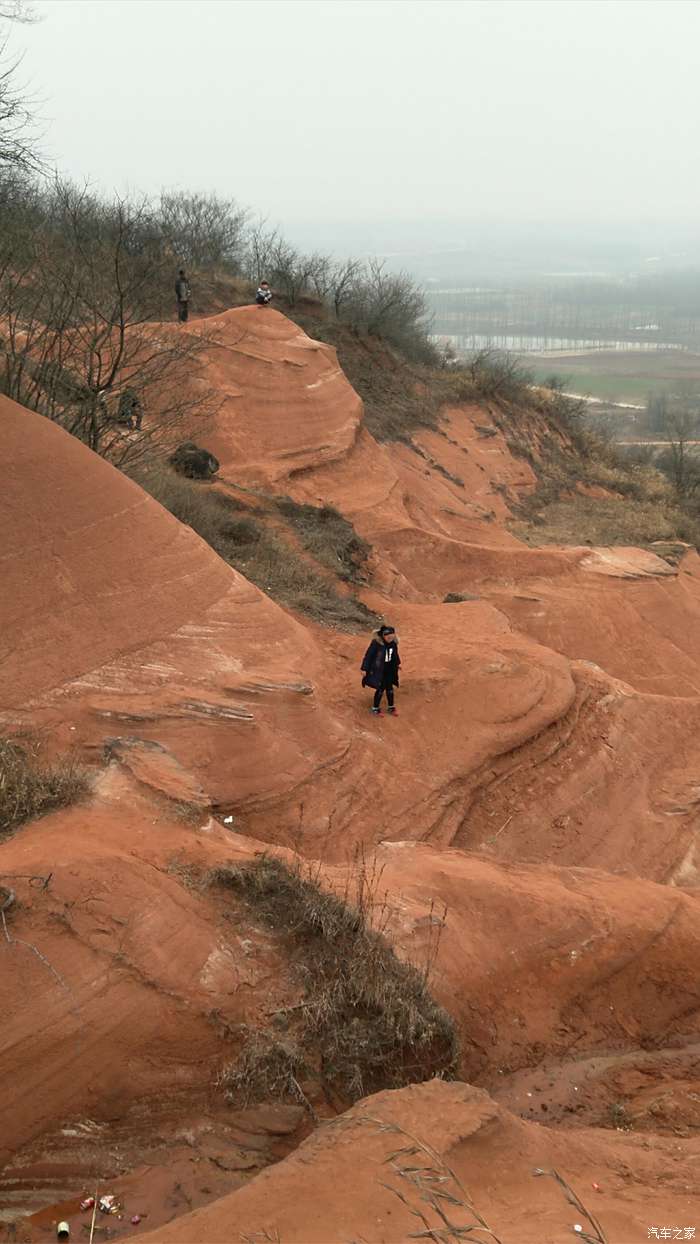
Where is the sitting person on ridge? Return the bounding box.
[255,279,272,307]
[361,624,401,716]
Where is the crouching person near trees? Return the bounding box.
[361,624,400,716]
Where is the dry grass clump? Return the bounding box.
[220,1029,309,1109]
[129,465,376,630]
[512,494,700,550]
[0,736,88,840]
[209,855,458,1107]
[275,496,370,582]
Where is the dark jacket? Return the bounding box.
[175,277,190,301]
[361,632,400,690]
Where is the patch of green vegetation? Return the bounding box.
[528,365,657,405]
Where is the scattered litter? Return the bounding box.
[573,1085,579,1092]
[526,1091,533,1097]
[131,1216,141,1226]
[223,816,234,824]
[98,1196,117,1214]
[574,1227,583,1235]
[57,1224,70,1241]
[592,1181,601,1192]
[80,1199,95,1212]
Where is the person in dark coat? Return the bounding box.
[361,624,400,716]
[175,269,191,322]
[116,388,142,429]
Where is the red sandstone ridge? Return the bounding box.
[185,305,363,484]
[3,308,700,1238]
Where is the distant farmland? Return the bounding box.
[524,349,700,405]
[427,272,700,405]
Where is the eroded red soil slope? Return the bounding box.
[4,309,700,1241]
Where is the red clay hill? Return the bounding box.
[2,308,700,1241]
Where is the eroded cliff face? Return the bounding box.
[2,307,700,1241]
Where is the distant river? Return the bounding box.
[433,333,687,355]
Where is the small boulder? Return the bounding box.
[169,441,220,480]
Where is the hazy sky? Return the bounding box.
[10,0,700,233]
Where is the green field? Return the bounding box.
[522,350,700,406]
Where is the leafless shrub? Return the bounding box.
[461,348,533,404]
[341,258,438,364]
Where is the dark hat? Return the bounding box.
[379,624,395,636]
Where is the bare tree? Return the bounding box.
[0,2,38,20]
[307,252,334,300]
[266,238,316,307]
[159,190,248,270]
[243,217,280,284]
[0,49,37,171]
[660,404,700,496]
[341,259,436,361]
[0,180,217,468]
[0,2,40,171]
[329,257,361,319]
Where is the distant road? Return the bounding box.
[563,391,645,411]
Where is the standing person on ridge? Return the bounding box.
[175,269,191,322]
[256,279,272,307]
[361,625,401,716]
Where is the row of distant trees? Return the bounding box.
[431,281,700,353]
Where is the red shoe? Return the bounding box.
[387,706,398,716]
[371,707,383,716]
